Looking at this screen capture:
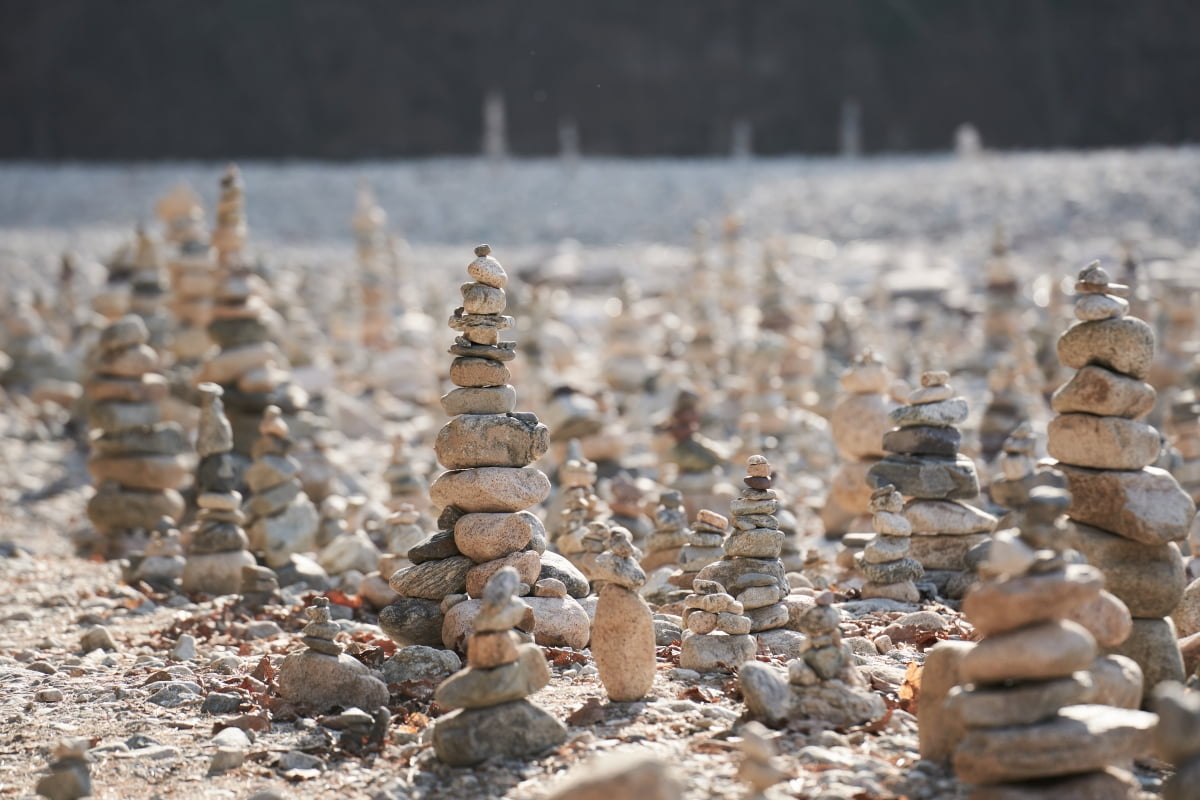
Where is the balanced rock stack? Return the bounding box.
[679,578,756,673]
[857,485,922,603]
[978,360,1034,463]
[383,435,430,518]
[128,229,173,354]
[641,490,691,571]
[160,186,216,371]
[85,315,188,557]
[381,245,586,651]
[989,423,1064,512]
[278,597,388,713]
[591,528,656,702]
[949,489,1157,797]
[1049,262,1195,694]
[242,406,319,568]
[668,508,728,590]
[740,591,886,729]
[551,439,602,561]
[824,350,896,535]
[180,383,257,595]
[868,370,996,592]
[607,473,653,552]
[131,518,186,590]
[664,388,732,518]
[1165,392,1200,505]
[198,165,305,455]
[1,298,74,394]
[433,567,567,766]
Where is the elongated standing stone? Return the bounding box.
[591,529,656,702]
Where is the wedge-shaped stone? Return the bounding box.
[434,643,549,709]
[1051,365,1156,419]
[962,564,1104,636]
[1060,464,1195,546]
[1056,317,1155,380]
[388,555,474,599]
[867,454,980,500]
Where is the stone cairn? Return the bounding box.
[590,528,656,702]
[739,591,886,729]
[1049,261,1195,695]
[432,567,566,766]
[278,597,388,713]
[381,245,586,650]
[382,434,429,517]
[242,405,319,569]
[824,349,895,536]
[678,577,755,673]
[352,180,394,351]
[978,359,1034,463]
[857,485,922,603]
[668,508,728,591]
[84,315,187,557]
[989,422,1063,512]
[664,388,732,518]
[641,489,691,572]
[607,473,653,552]
[35,739,91,800]
[1153,682,1200,800]
[180,383,256,595]
[551,439,602,563]
[128,228,173,354]
[131,517,186,590]
[948,488,1157,797]
[1,297,74,394]
[736,722,790,799]
[868,370,996,596]
[197,165,304,456]
[159,185,216,374]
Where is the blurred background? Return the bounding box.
[2,0,1198,160]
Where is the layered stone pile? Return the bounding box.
[242,406,319,568]
[85,315,187,557]
[131,518,186,590]
[868,370,996,594]
[740,591,886,729]
[989,423,1064,512]
[668,508,728,591]
[1050,262,1195,694]
[978,360,1034,463]
[432,567,566,765]
[591,528,656,701]
[607,473,653,551]
[551,439,602,562]
[380,245,586,651]
[678,578,756,673]
[641,489,691,571]
[856,485,922,603]
[128,229,173,354]
[664,388,732,517]
[180,383,256,595]
[197,165,305,455]
[824,350,896,535]
[278,597,388,713]
[0,298,74,393]
[949,489,1157,797]
[159,185,216,372]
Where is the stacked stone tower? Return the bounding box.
[160,186,216,373]
[641,489,691,571]
[84,315,187,557]
[243,406,319,568]
[1049,261,1195,695]
[857,485,922,603]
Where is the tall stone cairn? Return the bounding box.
[857,484,922,603]
[352,180,393,351]
[551,438,601,558]
[197,164,305,455]
[1048,261,1195,695]
[824,349,896,535]
[868,370,996,595]
[159,185,216,370]
[84,315,188,557]
[180,383,256,595]
[242,406,319,568]
[128,228,173,355]
[381,245,586,650]
[949,488,1157,798]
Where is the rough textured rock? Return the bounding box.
[435,413,550,470]
[1059,465,1195,546]
[1056,317,1155,380]
[1047,413,1161,470]
[1069,524,1186,617]
[432,699,567,767]
[1106,616,1185,693]
[591,584,656,702]
[1050,365,1156,419]
[429,467,552,513]
[276,651,388,713]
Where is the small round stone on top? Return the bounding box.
[920,371,950,388]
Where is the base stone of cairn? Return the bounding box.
[869,370,995,596]
[433,567,566,766]
[740,591,886,729]
[243,406,319,568]
[824,350,896,536]
[591,528,656,702]
[641,490,691,572]
[180,383,257,595]
[85,315,188,557]
[130,518,186,590]
[679,579,756,673]
[948,488,1157,797]
[381,245,587,652]
[857,485,922,603]
[278,597,388,713]
[1050,262,1195,697]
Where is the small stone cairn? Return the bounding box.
[552,439,602,561]
[1153,681,1200,800]
[242,405,319,568]
[678,577,755,673]
[736,722,791,799]
[382,434,429,516]
[868,370,996,594]
[739,591,886,729]
[1049,262,1195,695]
[278,597,388,713]
[989,422,1064,512]
[131,517,186,590]
[824,349,896,535]
[128,228,173,354]
[35,739,91,800]
[159,185,216,372]
[948,488,1158,797]
[606,472,653,552]
[641,489,691,571]
[590,528,656,701]
[857,484,922,603]
[1,298,74,393]
[85,315,188,557]
[664,388,732,517]
[432,567,566,766]
[978,359,1034,463]
[381,245,586,650]
[180,383,256,595]
[668,508,728,590]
